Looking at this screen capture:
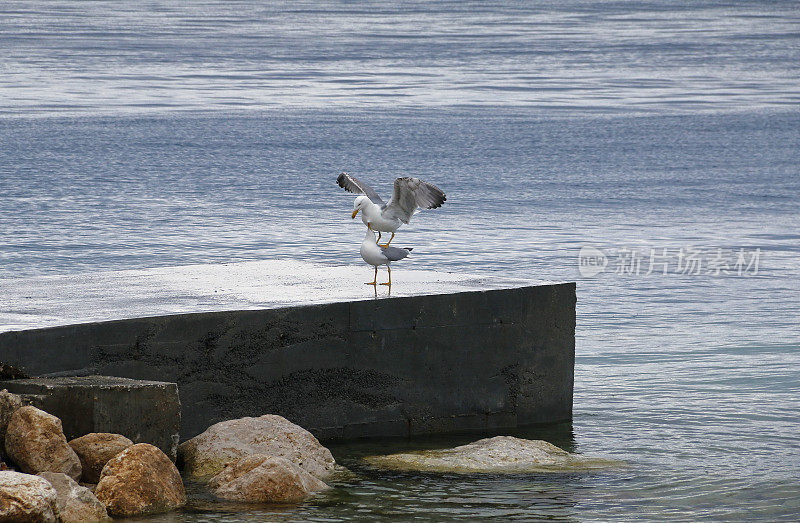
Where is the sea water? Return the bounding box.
[1,1,798,520]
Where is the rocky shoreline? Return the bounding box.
[0,382,617,521]
[0,387,340,521]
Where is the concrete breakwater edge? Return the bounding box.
[0,281,576,441]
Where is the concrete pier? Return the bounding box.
[0,261,575,441]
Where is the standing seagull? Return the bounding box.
[337,172,446,246]
[360,229,412,286]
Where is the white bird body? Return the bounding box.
[338,172,446,246]
[359,229,412,286]
[357,197,402,233]
[360,230,390,266]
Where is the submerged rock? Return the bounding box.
[179,415,336,480]
[208,454,329,503]
[0,471,59,522]
[95,443,185,517]
[5,406,82,481]
[364,436,622,473]
[38,472,110,523]
[68,433,133,483]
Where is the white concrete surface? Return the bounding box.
[0,260,537,332]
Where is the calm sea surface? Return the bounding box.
[1,1,799,521]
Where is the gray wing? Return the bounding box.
[383,177,446,224]
[381,246,412,261]
[336,172,385,207]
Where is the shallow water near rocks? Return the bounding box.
[2,0,799,521]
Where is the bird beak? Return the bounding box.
[351,209,359,219]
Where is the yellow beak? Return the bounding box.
[351,209,359,219]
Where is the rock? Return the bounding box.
[364,436,623,473]
[94,443,185,517]
[37,472,110,523]
[5,406,82,480]
[0,390,23,461]
[68,433,133,483]
[0,470,59,522]
[0,365,28,380]
[179,415,336,480]
[0,391,22,438]
[208,454,328,503]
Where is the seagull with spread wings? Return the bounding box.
[337,172,446,246]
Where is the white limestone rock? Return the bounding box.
[208,454,329,503]
[364,436,623,473]
[0,471,59,522]
[178,414,336,480]
[37,472,110,523]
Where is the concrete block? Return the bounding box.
[0,283,574,442]
[0,376,180,461]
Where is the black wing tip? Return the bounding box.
[336,172,355,192]
[426,180,446,209]
[426,191,446,209]
[405,248,413,252]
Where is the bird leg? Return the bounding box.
[367,224,383,244]
[365,266,377,286]
[380,266,392,286]
[379,232,395,247]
